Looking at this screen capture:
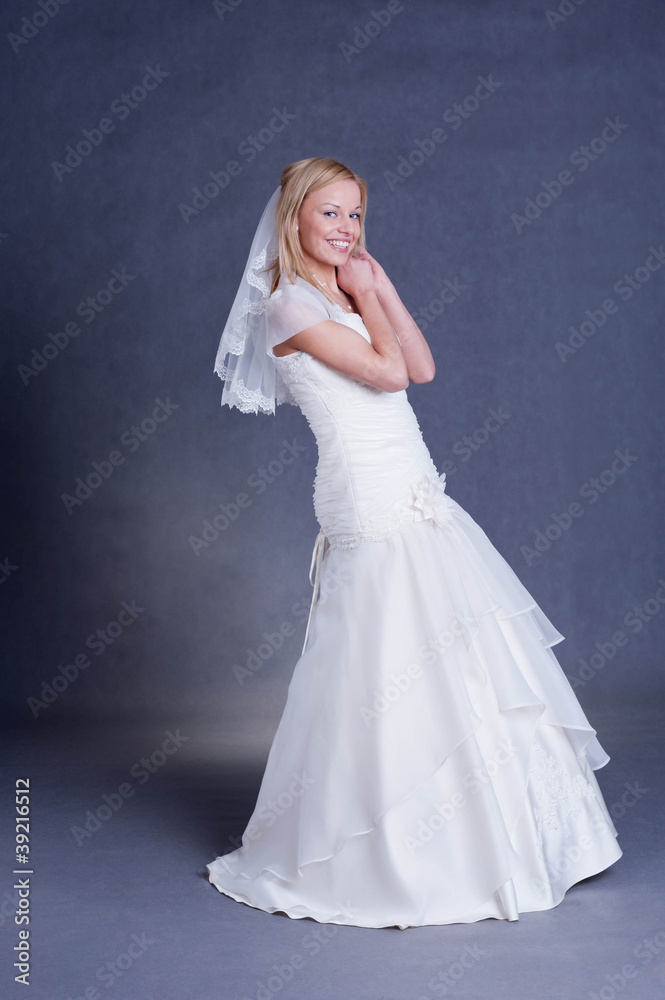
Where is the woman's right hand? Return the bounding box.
[336,253,376,299]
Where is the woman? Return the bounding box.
[207,157,621,929]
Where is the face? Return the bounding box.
[297,178,362,270]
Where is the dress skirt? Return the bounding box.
[206,495,622,928]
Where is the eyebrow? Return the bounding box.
[319,202,362,210]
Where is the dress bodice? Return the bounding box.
[267,281,453,550]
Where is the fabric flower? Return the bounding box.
[411,474,456,527]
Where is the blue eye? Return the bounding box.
[323,211,361,220]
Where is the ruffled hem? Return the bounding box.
[206,843,621,930]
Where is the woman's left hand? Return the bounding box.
[352,249,392,292]
[337,253,376,298]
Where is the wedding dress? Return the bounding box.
[206,274,622,928]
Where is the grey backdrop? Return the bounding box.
[2,0,663,744]
[2,4,664,1000]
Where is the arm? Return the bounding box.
[350,284,410,390]
[357,250,435,384]
[281,311,409,393]
[277,258,410,392]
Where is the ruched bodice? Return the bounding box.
[270,310,452,549]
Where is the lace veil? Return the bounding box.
[213,185,293,415]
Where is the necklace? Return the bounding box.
[310,271,355,313]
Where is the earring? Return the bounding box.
[296,225,299,231]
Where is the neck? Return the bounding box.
[303,255,338,293]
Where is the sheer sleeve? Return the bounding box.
[265,282,332,355]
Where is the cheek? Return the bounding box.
[301,221,326,247]
[301,229,322,254]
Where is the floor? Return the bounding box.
[2,705,662,1000]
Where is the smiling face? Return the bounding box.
[297,178,363,272]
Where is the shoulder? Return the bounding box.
[266,274,332,324]
[270,274,330,309]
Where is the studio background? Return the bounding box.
[3,0,661,742]
[0,2,663,997]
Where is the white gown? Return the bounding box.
[206,275,622,928]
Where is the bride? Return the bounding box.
[207,157,622,929]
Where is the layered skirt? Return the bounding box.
[206,495,621,928]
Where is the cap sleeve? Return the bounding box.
[265,282,331,354]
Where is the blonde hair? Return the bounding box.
[268,157,368,306]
